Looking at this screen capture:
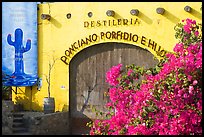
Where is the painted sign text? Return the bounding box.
[61,31,167,65]
[84,18,140,28]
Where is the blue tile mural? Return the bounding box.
[2,2,38,86]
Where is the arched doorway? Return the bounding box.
[69,42,159,135]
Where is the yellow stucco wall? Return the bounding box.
[12,2,202,112]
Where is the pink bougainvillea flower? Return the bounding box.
[89,18,202,135]
[194,31,199,36]
[192,80,198,85]
[106,64,122,86]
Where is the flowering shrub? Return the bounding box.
[87,18,202,135]
[106,63,122,86]
[174,19,202,46]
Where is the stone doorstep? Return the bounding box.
[12,132,32,135]
[12,127,27,133]
[10,111,69,135]
[13,117,24,123]
[12,122,24,127]
[12,112,29,134]
[13,113,24,117]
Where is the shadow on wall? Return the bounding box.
[191,8,202,20]
[13,85,42,112]
[163,10,180,24]
[138,11,153,24]
[50,17,62,28]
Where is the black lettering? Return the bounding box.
[84,21,89,28]
[65,48,74,57]
[103,20,107,26]
[96,20,101,27]
[92,34,98,41]
[129,33,132,41]
[118,19,122,25]
[117,31,122,40]
[152,44,157,51]
[134,18,139,25]
[113,20,117,26]
[124,32,129,40]
[130,18,133,25]
[157,45,161,52]
[106,31,111,39]
[78,40,81,47]
[108,20,111,26]
[132,34,138,42]
[81,39,86,46]
[112,31,117,39]
[101,32,105,39]
[69,46,76,56]
[61,56,69,65]
[65,50,70,57]
[160,50,167,57]
[123,19,128,25]
[91,21,95,27]
[148,39,157,51]
[141,36,146,45]
[86,35,92,44]
[72,42,78,49]
[156,45,161,56]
